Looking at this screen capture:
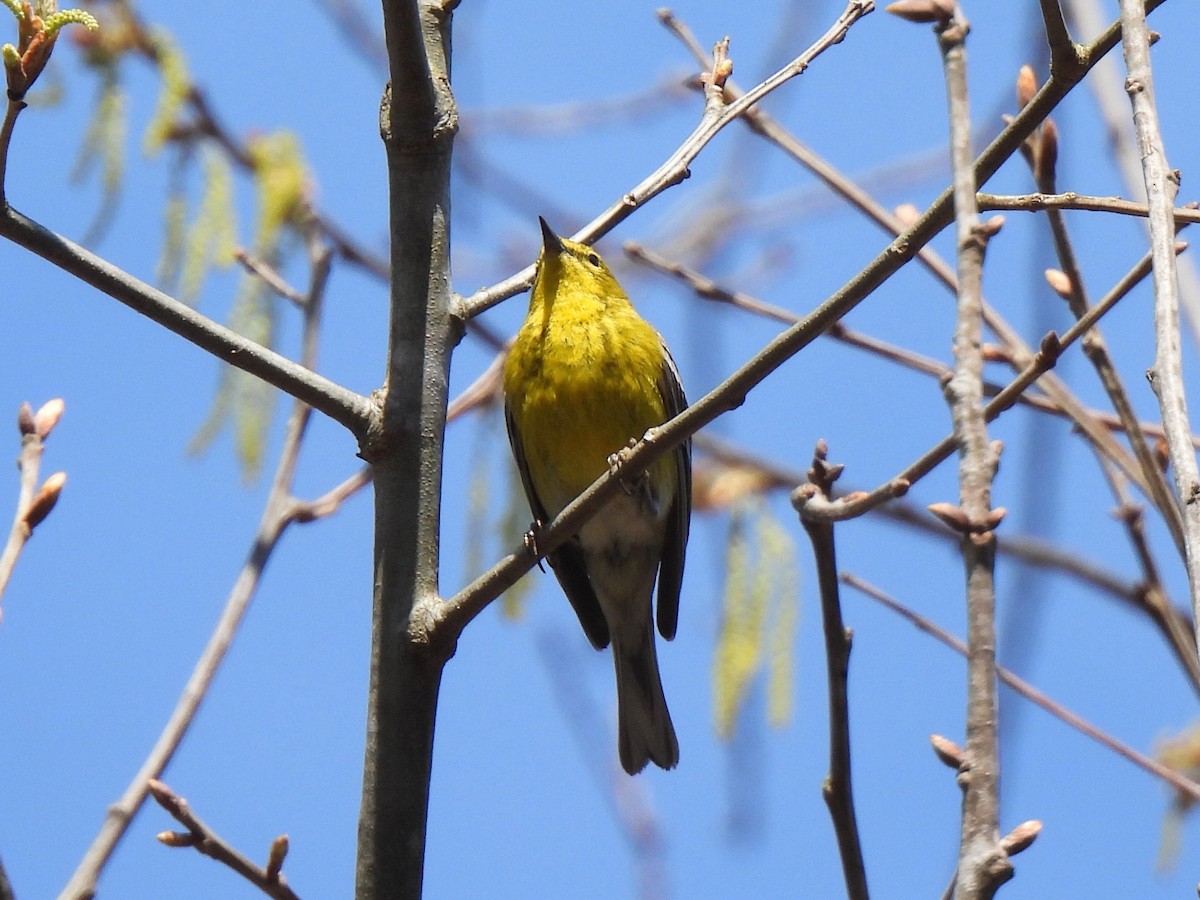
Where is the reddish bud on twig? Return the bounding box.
[980,215,1005,238]
[156,830,197,848]
[1001,820,1042,856]
[701,37,733,92]
[266,834,289,880]
[1036,331,1062,369]
[1044,268,1073,299]
[930,733,965,768]
[981,343,1011,363]
[893,203,921,227]
[17,402,35,436]
[23,471,66,531]
[928,502,970,533]
[1110,502,1144,525]
[34,398,64,439]
[885,0,955,24]
[1015,64,1038,108]
[1154,437,1170,473]
[1036,118,1059,184]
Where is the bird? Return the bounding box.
[502,217,691,774]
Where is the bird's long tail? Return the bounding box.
[612,615,679,775]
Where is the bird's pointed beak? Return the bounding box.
[539,216,566,254]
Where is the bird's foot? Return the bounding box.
[523,522,548,572]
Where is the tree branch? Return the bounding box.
[1062,0,1200,348]
[978,191,1200,223]
[1119,0,1200,671]
[798,443,870,900]
[934,6,1010,893]
[0,206,374,441]
[147,780,300,900]
[626,238,1200,448]
[0,399,65,610]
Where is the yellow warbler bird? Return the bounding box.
[503,218,691,775]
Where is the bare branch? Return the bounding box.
[148,780,300,900]
[934,8,1010,893]
[1119,0,1200,670]
[798,443,870,900]
[627,238,1200,448]
[978,191,1200,223]
[0,399,66,611]
[1061,0,1200,347]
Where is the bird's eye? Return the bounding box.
[586,252,601,267]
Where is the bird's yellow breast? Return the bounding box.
[504,290,670,517]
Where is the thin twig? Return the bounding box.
[1062,0,1200,347]
[798,443,870,900]
[0,97,26,204]
[978,191,1200,223]
[1119,0,1200,668]
[935,7,1010,894]
[0,399,66,611]
[235,248,307,308]
[463,74,691,136]
[842,573,1200,805]
[1013,96,1191,680]
[147,780,300,900]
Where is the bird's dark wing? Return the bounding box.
[505,398,611,650]
[655,343,691,642]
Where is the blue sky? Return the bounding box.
[2,0,1200,897]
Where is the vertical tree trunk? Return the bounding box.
[357,3,458,898]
